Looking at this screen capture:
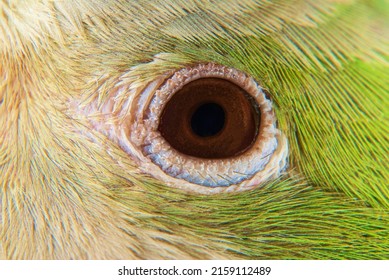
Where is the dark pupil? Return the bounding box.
[158,78,260,159]
[191,103,225,137]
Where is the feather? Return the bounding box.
[0,0,388,259]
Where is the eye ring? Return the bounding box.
[123,63,288,193]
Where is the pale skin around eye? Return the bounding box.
[72,62,289,194]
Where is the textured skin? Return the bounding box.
[0,0,388,259]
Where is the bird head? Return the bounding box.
[0,0,388,259]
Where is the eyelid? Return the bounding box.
[129,63,288,193]
[70,62,288,194]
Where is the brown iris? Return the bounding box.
[158,78,260,159]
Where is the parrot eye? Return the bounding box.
[158,77,259,159]
[124,63,288,193]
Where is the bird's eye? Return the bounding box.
[121,63,288,193]
[158,77,259,159]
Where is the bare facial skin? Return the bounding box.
[0,1,388,259]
